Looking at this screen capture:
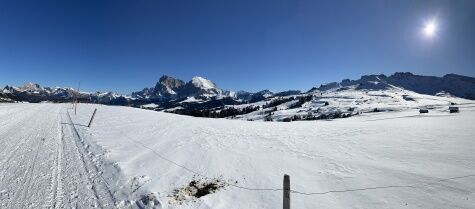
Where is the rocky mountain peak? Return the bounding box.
[158,75,185,89]
[22,82,43,91]
[154,75,185,96]
[390,72,414,78]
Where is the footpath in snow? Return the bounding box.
[0,103,131,208]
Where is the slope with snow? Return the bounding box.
[229,85,472,121]
[63,102,475,209]
[1,102,475,208]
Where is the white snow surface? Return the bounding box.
[179,97,204,103]
[141,103,159,109]
[1,102,475,208]
[71,102,475,208]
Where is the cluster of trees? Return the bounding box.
[282,111,356,122]
[262,97,295,109]
[263,95,314,110]
[282,112,317,122]
[219,105,260,117]
[168,105,260,118]
[314,112,354,120]
[288,95,314,109]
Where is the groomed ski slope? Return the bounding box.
[1,102,474,208]
[0,103,130,208]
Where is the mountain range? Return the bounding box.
[310,72,475,99]
[2,72,474,118]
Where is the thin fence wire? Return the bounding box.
[291,174,475,195]
[119,131,475,196]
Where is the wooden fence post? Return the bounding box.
[87,108,97,128]
[75,81,80,115]
[283,174,290,209]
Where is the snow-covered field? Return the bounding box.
[1,102,475,208]
[229,87,473,122]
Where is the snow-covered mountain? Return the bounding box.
[0,82,129,104]
[2,72,475,121]
[132,75,225,101]
[235,89,274,102]
[132,75,185,100]
[310,72,475,99]
[178,76,224,98]
[157,72,475,121]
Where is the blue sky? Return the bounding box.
[0,0,474,94]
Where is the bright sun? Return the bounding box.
[423,20,437,37]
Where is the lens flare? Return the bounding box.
[423,20,437,37]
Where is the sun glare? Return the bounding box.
[423,20,437,37]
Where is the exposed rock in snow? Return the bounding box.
[22,82,43,92]
[154,75,185,97]
[132,75,186,100]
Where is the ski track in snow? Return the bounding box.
[0,104,127,209]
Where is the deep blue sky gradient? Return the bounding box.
[0,0,474,94]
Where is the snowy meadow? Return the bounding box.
[61,102,475,209]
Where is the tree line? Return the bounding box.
[168,105,260,118]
